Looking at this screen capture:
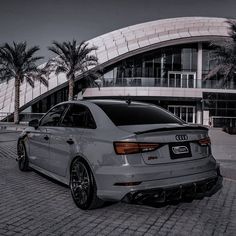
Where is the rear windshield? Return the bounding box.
[94,102,183,126]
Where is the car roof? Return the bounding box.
[89,99,147,105]
[58,99,153,106]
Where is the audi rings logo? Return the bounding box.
[175,134,188,141]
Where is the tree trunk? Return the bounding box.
[68,75,75,101]
[14,77,20,124]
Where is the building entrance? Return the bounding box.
[168,72,196,88]
[168,105,196,123]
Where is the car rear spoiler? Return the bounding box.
[135,125,208,135]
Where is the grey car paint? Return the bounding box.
[18,100,221,202]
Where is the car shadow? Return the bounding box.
[128,199,193,208]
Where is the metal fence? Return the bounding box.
[211,116,236,128]
[98,77,236,90]
[19,113,45,122]
[0,112,11,122]
[0,112,45,122]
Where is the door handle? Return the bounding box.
[44,135,49,141]
[66,139,74,145]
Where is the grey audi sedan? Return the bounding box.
[17,99,222,209]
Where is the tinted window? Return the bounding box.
[61,104,96,129]
[94,102,183,126]
[40,104,67,126]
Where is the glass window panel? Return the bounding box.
[162,78,168,87]
[181,48,191,71]
[169,77,175,87]
[155,78,161,86]
[175,107,180,118]
[188,74,194,88]
[187,108,193,123]
[172,52,182,71]
[116,78,122,86]
[181,107,187,122]
[62,105,96,129]
[182,74,187,88]
[164,54,172,74]
[176,74,181,87]
[135,67,142,77]
[191,49,197,71]
[144,61,154,77]
[101,43,198,84]
[40,104,67,127]
[94,103,183,126]
[168,107,175,114]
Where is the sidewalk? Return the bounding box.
[209,128,236,180]
[0,122,27,132]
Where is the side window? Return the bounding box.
[61,104,96,129]
[40,104,67,127]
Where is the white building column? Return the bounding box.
[197,42,203,84]
[203,110,210,126]
[197,42,203,124]
[196,101,203,124]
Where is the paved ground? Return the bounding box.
[0,131,236,235]
[209,128,236,180]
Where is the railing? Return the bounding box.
[202,80,236,90]
[0,112,11,122]
[95,77,236,90]
[211,116,236,128]
[101,77,197,88]
[0,112,45,122]
[19,113,45,122]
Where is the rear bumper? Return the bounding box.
[95,156,222,201]
[123,174,223,204]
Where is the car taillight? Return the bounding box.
[198,137,211,146]
[114,142,160,155]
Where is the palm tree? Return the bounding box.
[0,42,49,124]
[48,40,99,101]
[205,20,236,85]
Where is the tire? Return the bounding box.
[70,158,103,210]
[17,140,29,171]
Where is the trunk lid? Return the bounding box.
[118,124,210,165]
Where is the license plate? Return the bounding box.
[169,142,192,159]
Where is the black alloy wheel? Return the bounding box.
[70,158,103,210]
[17,141,29,171]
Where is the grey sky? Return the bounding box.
[0,0,235,62]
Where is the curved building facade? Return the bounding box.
[0,17,236,127]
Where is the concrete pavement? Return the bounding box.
[209,128,236,180]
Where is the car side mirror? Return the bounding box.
[29,119,39,129]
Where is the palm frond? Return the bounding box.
[48,39,99,82]
[223,65,234,82]
[204,65,224,80]
[49,41,71,63]
[205,20,236,83]
[55,66,67,75]
[0,41,45,87]
[25,76,35,88]
[0,69,14,82]
[36,75,49,87]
